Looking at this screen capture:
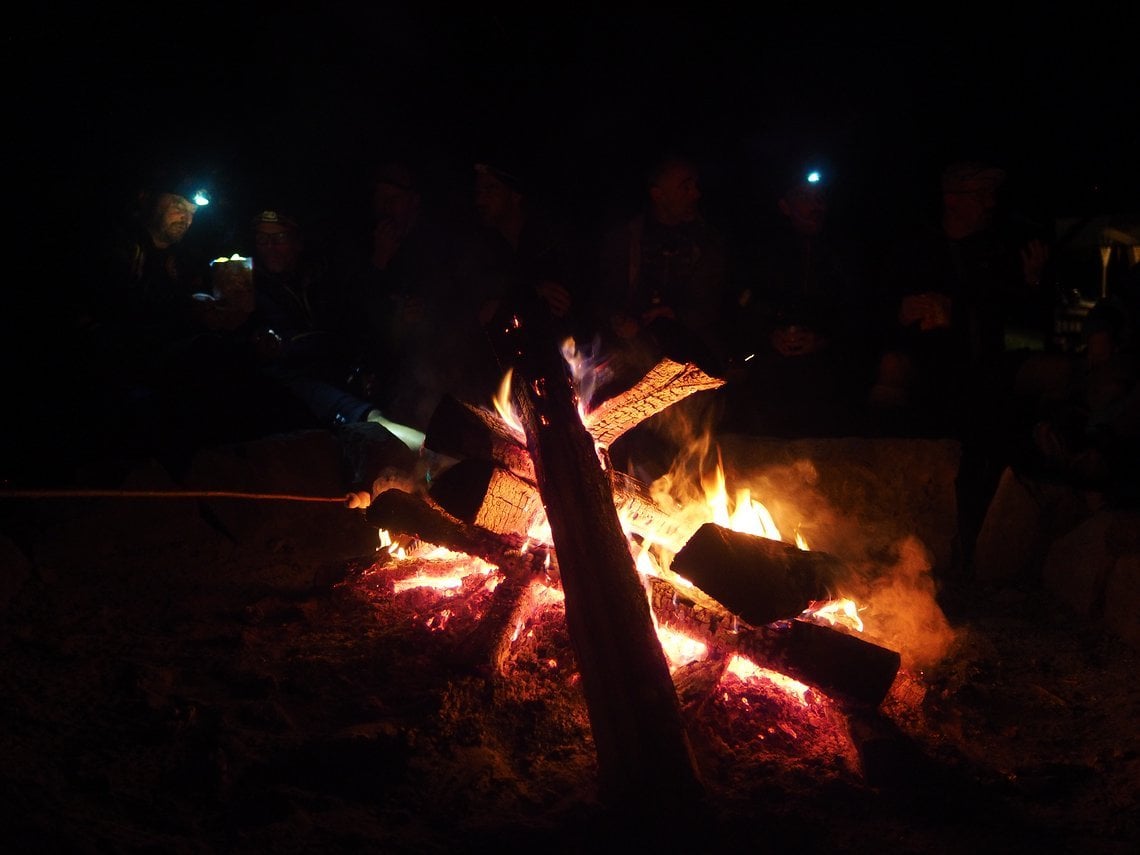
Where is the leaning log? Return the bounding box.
[671,522,844,627]
[584,358,725,447]
[364,487,549,580]
[490,309,705,809]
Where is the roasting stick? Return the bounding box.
[0,488,356,505]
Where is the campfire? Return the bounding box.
[346,315,958,809]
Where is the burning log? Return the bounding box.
[422,360,722,485]
[671,523,844,627]
[429,457,687,549]
[647,577,901,707]
[491,312,705,809]
[365,487,549,580]
[366,487,554,676]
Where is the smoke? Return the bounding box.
[852,535,959,672]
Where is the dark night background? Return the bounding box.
[6,4,1139,433]
[14,6,1139,235]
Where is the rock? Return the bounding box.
[1042,511,1116,618]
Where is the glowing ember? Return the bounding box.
[392,575,464,594]
[725,655,813,706]
[655,625,708,669]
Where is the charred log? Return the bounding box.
[671,522,844,626]
[447,572,547,677]
[647,577,901,707]
[490,310,705,809]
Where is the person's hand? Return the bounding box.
[899,293,951,331]
[536,280,572,317]
[771,326,822,357]
[1021,238,1049,286]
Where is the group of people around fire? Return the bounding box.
[29,142,1140,521]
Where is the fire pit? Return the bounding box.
[0,338,1137,851]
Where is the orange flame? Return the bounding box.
[802,598,864,633]
[493,369,525,437]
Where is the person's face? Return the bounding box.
[650,162,701,226]
[373,181,420,231]
[779,185,827,236]
[943,181,999,234]
[474,172,519,229]
[253,224,302,275]
[150,193,196,246]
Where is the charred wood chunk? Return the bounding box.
[671,523,843,627]
[447,574,545,677]
[781,618,902,708]
[423,394,534,481]
[427,459,546,538]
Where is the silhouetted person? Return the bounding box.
[870,160,1051,438]
[725,164,873,436]
[471,158,588,346]
[592,152,731,481]
[242,208,383,431]
[68,164,218,467]
[596,153,730,397]
[337,160,501,429]
[871,159,1054,562]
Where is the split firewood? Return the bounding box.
[490,309,705,808]
[647,576,901,707]
[427,459,544,538]
[671,522,844,627]
[583,358,725,447]
[423,360,723,470]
